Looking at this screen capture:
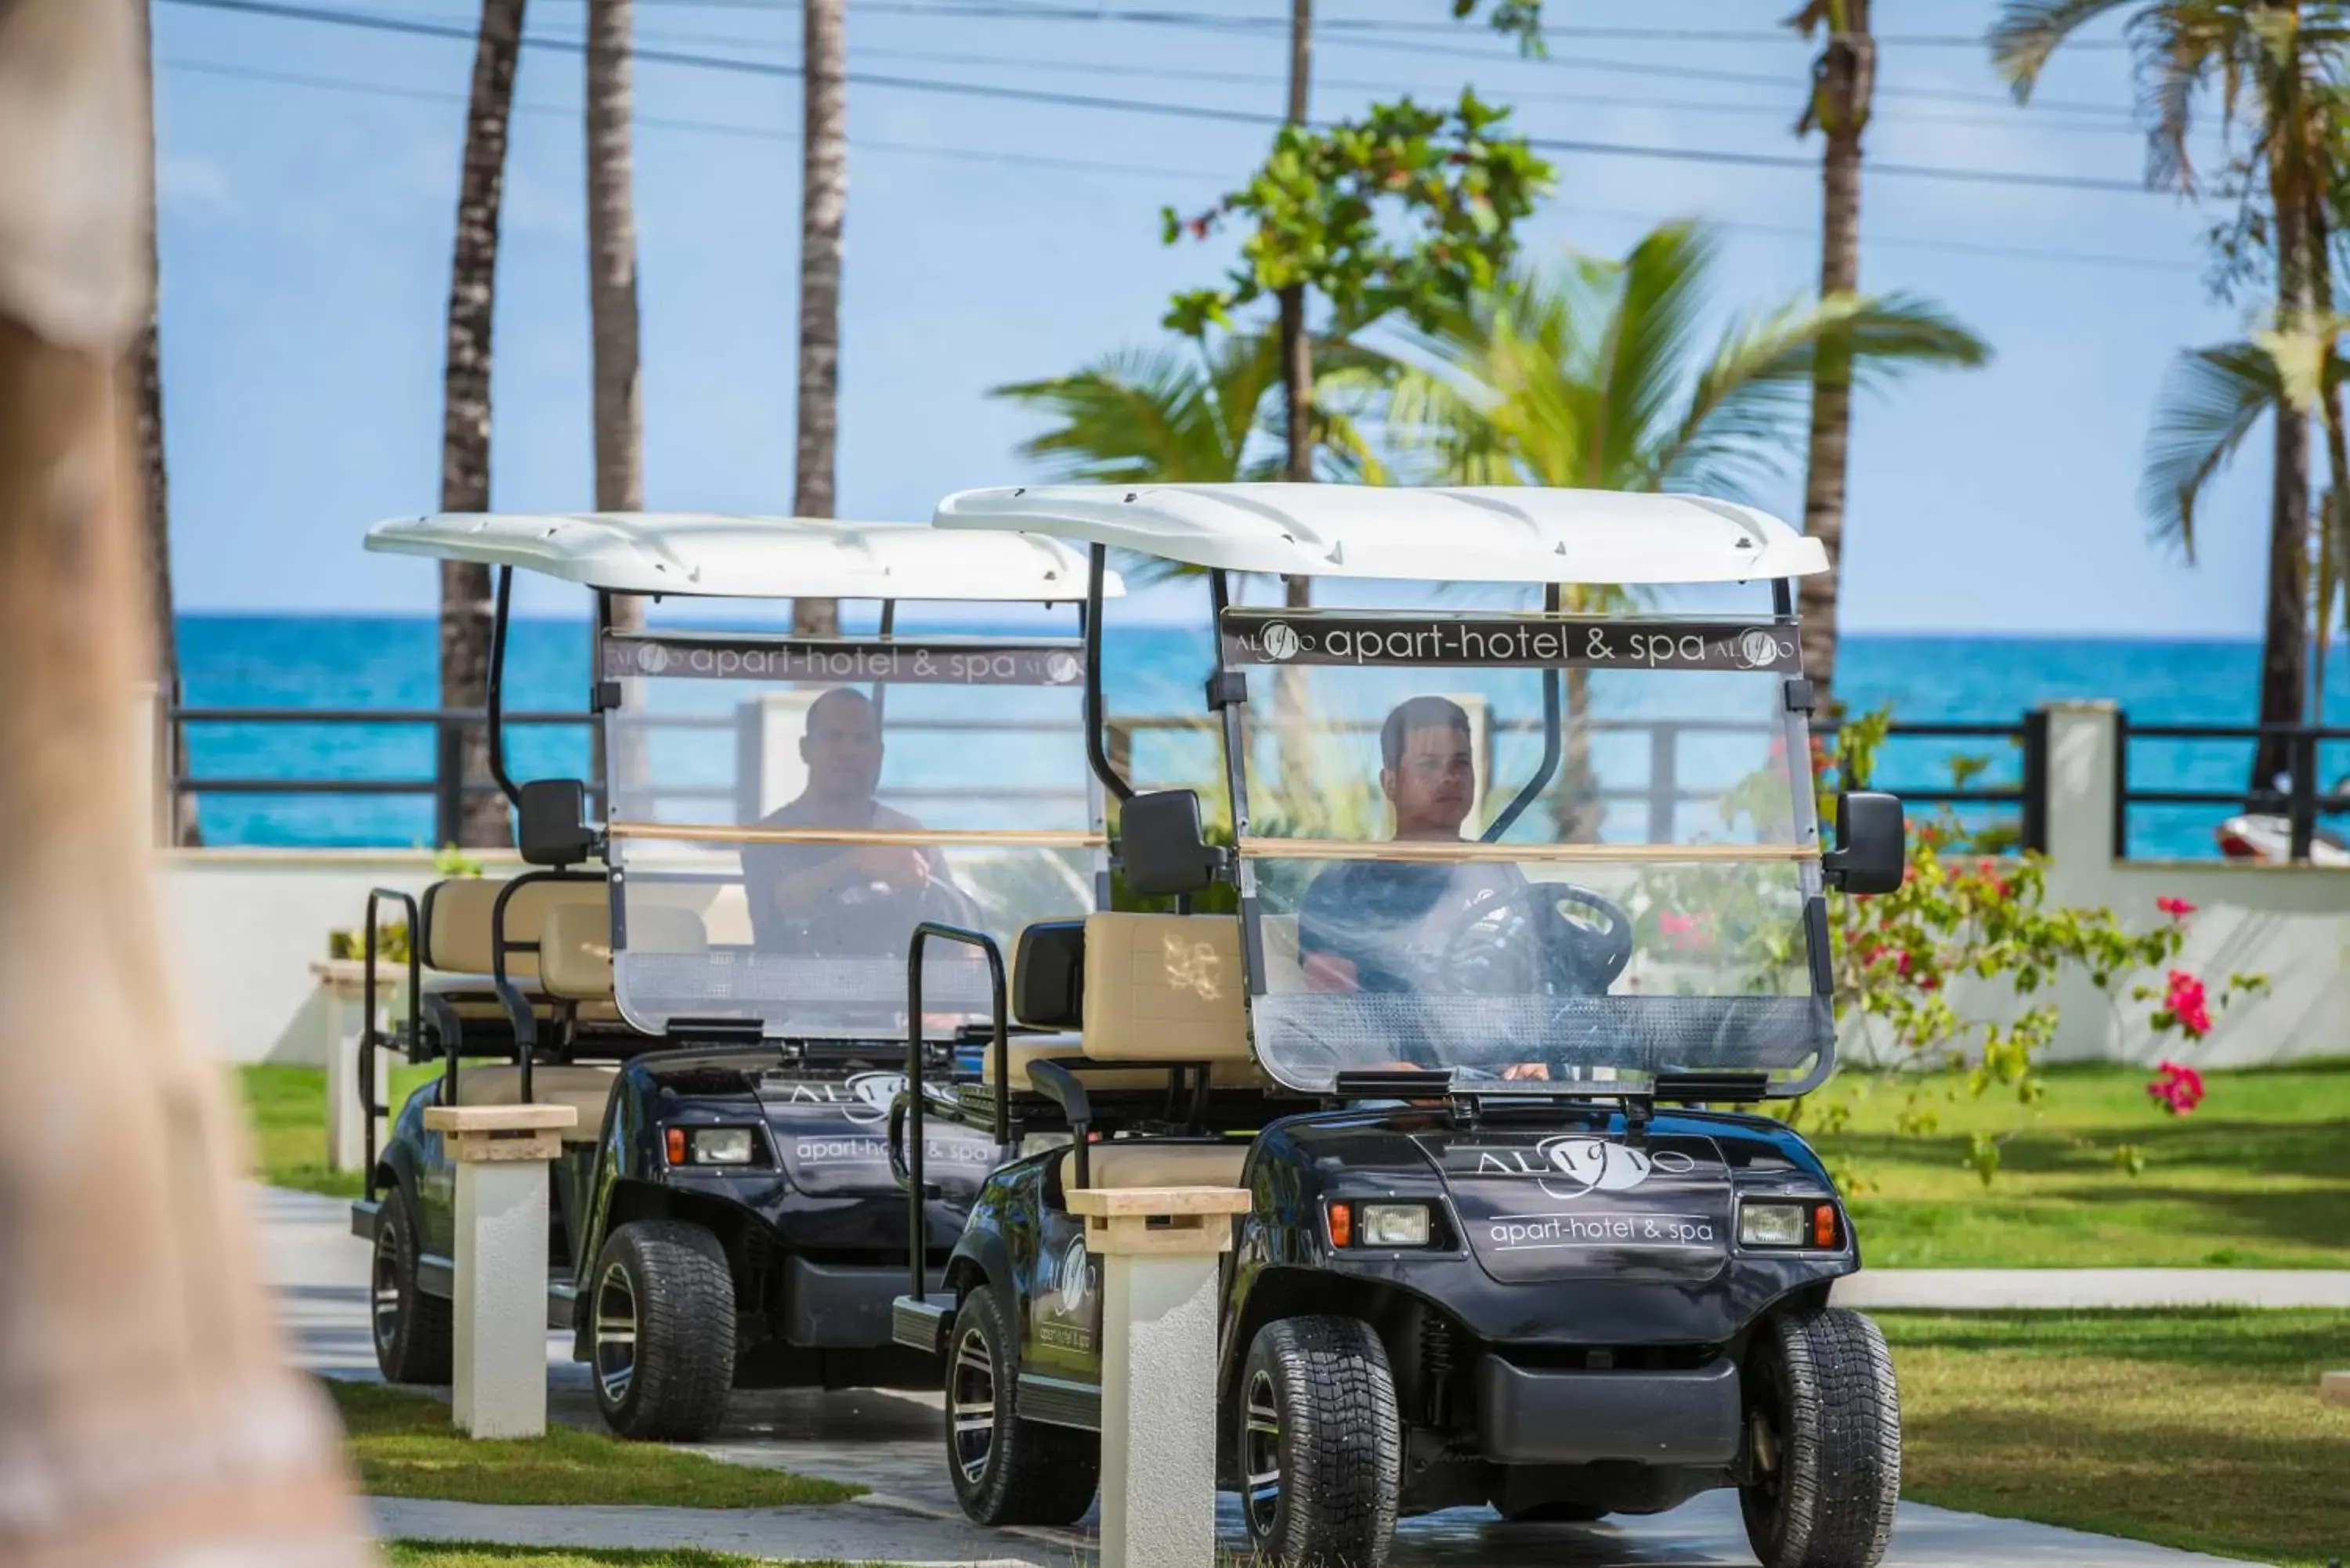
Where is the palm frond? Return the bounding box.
[1988,0,2136,101]
[1655,291,1989,501]
[2140,338,2283,561]
[989,344,1227,485]
[1589,221,1717,488]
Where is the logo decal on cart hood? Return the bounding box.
[1469,1136,1697,1201]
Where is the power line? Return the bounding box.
[165,50,2204,275]
[157,0,2163,193]
[162,54,1227,179]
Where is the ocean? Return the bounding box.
[176,616,2350,858]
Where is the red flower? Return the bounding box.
[1657,912,1713,952]
[2146,1060,2205,1115]
[2163,970,2212,1038]
[2156,896,2196,921]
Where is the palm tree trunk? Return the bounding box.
[1279,0,1313,493]
[2302,164,2343,730]
[439,0,527,847]
[2251,150,2314,795]
[1794,0,1871,717]
[0,4,370,1559]
[586,0,646,800]
[790,0,846,638]
[132,0,198,847]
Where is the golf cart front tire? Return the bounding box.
[1740,1305,1901,1568]
[1238,1315,1403,1568]
[371,1182,452,1385]
[589,1220,736,1442]
[945,1286,1099,1526]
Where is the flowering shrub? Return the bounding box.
[1796,711,2265,1187]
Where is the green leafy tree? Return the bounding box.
[1384,219,1987,836]
[1162,91,1553,608]
[1992,0,2350,788]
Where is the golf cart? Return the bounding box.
[890,485,1907,1568]
[347,511,1119,1440]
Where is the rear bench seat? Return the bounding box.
[405,876,704,1034]
[443,1063,620,1143]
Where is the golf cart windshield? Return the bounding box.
[602,629,1101,1039]
[1227,609,1830,1096]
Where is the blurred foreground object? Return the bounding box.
[0,2,372,1564]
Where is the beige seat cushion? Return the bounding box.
[1061,1141,1251,1191]
[540,902,708,1001]
[985,1035,1177,1093]
[400,971,627,1028]
[445,1063,621,1143]
[1082,913,1250,1063]
[422,877,611,980]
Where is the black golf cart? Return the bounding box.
[347,511,1118,1440]
[890,483,1908,1568]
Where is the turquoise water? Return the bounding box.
[176,616,2350,857]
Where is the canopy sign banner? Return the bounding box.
[1217,611,1801,674]
[601,633,1086,686]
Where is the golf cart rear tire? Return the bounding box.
[946,1285,1099,1526]
[371,1182,452,1385]
[1740,1306,1901,1568]
[1238,1315,1402,1568]
[590,1220,736,1442]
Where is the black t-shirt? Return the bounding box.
[1296,858,1528,993]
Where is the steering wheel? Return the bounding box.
[786,869,979,957]
[1433,880,1634,998]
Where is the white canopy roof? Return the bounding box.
[364,512,1119,600]
[933,483,1825,585]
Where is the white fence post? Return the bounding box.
[422,1103,577,1438]
[1068,1186,1253,1568]
[313,959,392,1173]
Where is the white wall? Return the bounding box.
[160,847,523,1064]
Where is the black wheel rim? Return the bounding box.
[593,1260,638,1407]
[949,1324,996,1487]
[370,1223,403,1356]
[1242,1367,1282,1537]
[1746,1350,1788,1513]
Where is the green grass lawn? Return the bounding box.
[1882,1310,2350,1567]
[387,1551,868,1568]
[331,1380,860,1508]
[242,1064,440,1198]
[1811,1062,2350,1268]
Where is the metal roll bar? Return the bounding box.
[360,887,421,1202]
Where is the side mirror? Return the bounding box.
[1119,789,1222,898]
[1824,789,1905,895]
[516,778,597,867]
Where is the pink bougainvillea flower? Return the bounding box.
[1657,911,1713,952]
[2146,1060,2205,1115]
[2164,970,2212,1037]
[2156,896,2196,921]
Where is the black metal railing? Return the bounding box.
[2115,716,2350,862]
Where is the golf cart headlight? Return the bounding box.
[1358,1203,1434,1248]
[686,1126,758,1165]
[1740,1201,1809,1248]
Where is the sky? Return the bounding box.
[150,0,2281,632]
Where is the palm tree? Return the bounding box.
[134,0,199,845]
[1992,0,2350,791]
[2142,334,2350,724]
[439,0,527,847]
[1387,220,1988,836]
[791,0,847,638]
[585,0,642,591]
[1788,0,1875,715]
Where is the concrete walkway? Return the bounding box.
[258,1187,2271,1568]
[1832,1266,2350,1310]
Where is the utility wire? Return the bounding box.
[161,50,2205,274]
[157,0,2165,193]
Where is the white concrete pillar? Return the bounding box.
[1068,1186,1253,1568]
[2037,703,2125,1060]
[421,1103,577,1438]
[314,959,393,1174]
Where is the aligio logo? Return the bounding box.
[634,641,671,675]
[1043,650,1083,685]
[1733,628,1792,670]
[842,1071,906,1126]
[1051,1234,1091,1318]
[1259,621,1303,661]
[1530,1136,1695,1201]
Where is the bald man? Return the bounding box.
[743,688,952,951]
